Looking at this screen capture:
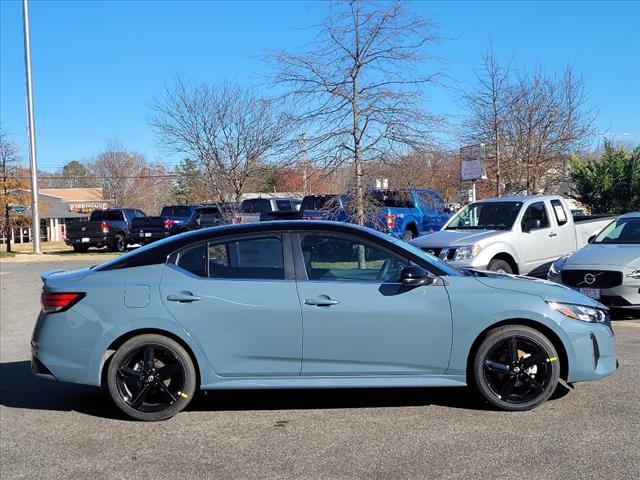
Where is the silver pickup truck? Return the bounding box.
[410,195,615,277]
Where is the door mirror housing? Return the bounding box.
[587,234,596,243]
[400,265,435,287]
[523,219,541,232]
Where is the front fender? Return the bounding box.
[475,241,521,270]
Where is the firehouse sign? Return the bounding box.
[460,143,487,182]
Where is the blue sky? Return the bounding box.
[1,0,638,171]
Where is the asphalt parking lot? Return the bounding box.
[1,259,639,480]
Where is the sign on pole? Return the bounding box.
[459,143,487,182]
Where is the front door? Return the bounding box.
[519,201,561,273]
[160,234,302,376]
[293,232,453,376]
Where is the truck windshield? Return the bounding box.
[593,217,640,244]
[446,202,523,230]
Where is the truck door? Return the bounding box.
[518,201,563,274]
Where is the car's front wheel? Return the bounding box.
[107,334,196,421]
[473,325,560,411]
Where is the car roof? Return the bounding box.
[619,211,640,219]
[473,195,561,203]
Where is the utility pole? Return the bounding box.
[299,133,309,195]
[22,0,41,253]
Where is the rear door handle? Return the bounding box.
[167,292,202,303]
[304,296,339,307]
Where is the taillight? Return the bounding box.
[386,213,396,229]
[101,222,109,234]
[164,219,174,230]
[41,292,85,314]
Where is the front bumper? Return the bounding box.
[549,268,640,310]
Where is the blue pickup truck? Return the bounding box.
[301,189,451,241]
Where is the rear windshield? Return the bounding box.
[174,206,192,217]
[368,190,415,208]
[160,207,174,217]
[89,211,103,221]
[301,195,339,210]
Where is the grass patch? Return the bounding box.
[0,251,16,258]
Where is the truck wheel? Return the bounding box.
[73,245,89,253]
[473,325,560,411]
[112,234,127,253]
[488,258,513,274]
[402,230,415,242]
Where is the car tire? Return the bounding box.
[473,325,560,411]
[72,245,89,253]
[487,258,513,274]
[112,233,127,253]
[402,230,415,242]
[107,334,197,421]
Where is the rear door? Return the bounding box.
[159,233,303,376]
[293,231,452,376]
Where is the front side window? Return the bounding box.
[521,202,550,230]
[300,234,408,283]
[208,236,284,279]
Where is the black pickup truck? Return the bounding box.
[64,208,147,253]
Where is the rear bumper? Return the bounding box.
[65,236,111,247]
[133,230,171,242]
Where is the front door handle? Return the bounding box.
[305,296,339,307]
[167,292,202,303]
[549,232,558,237]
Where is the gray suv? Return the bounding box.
[548,212,640,313]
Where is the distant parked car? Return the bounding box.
[411,195,616,277]
[186,204,236,230]
[131,205,205,245]
[548,212,640,312]
[301,189,451,242]
[35,220,616,421]
[65,208,146,253]
[235,197,302,223]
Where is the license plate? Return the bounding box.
[81,237,90,243]
[580,287,600,299]
[139,232,144,237]
[145,233,152,237]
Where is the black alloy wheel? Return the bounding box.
[107,334,196,421]
[473,325,560,411]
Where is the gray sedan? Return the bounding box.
[548,212,640,313]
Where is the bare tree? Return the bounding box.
[90,139,148,207]
[462,40,512,196]
[271,0,443,225]
[0,129,28,252]
[150,79,295,202]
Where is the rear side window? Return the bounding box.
[176,244,207,277]
[175,206,192,217]
[208,236,284,279]
[550,200,568,226]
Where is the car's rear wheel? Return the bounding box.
[473,325,560,411]
[107,334,196,421]
[112,233,127,253]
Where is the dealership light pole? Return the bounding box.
[22,0,41,253]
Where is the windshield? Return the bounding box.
[593,217,640,244]
[446,201,522,230]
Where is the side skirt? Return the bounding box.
[200,375,467,390]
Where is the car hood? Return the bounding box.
[565,244,640,268]
[470,270,601,308]
[411,229,507,247]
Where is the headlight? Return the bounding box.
[548,301,607,323]
[549,256,568,276]
[454,245,482,261]
[627,270,640,279]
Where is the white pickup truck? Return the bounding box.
[410,195,616,277]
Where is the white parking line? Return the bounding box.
[0,271,11,275]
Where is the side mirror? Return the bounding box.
[400,265,435,287]
[523,219,541,232]
[588,234,596,243]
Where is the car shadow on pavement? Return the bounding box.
[0,360,491,418]
[0,361,126,420]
